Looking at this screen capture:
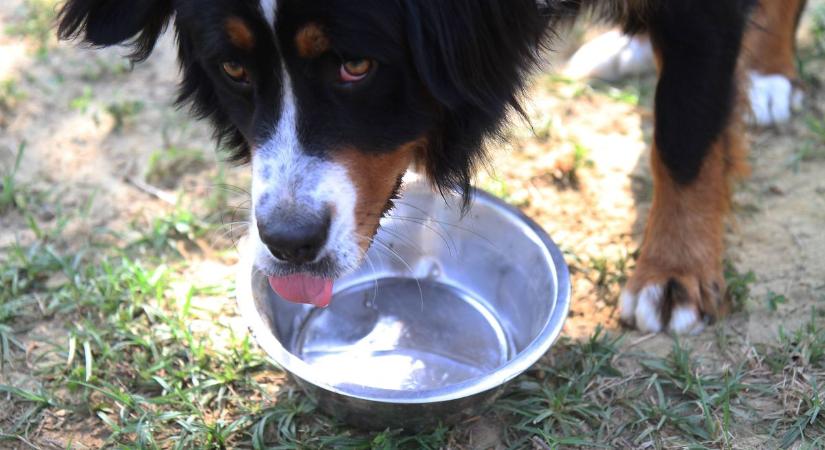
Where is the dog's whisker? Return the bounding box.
[367,235,424,313]
[370,226,422,254]
[387,213,493,248]
[211,183,250,195]
[217,221,250,228]
[215,225,248,246]
[381,215,457,258]
[362,252,380,308]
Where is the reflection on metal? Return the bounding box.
[237,181,571,430]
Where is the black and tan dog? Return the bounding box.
[57,0,806,334]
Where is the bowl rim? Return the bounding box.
[236,187,571,404]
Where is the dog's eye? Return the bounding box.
[222,61,250,84]
[339,59,373,83]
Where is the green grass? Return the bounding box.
[2,203,824,447]
[0,142,27,213]
[0,79,26,113]
[80,59,133,83]
[787,116,825,172]
[107,100,145,132]
[724,260,757,312]
[5,159,811,448]
[69,86,94,113]
[145,146,208,189]
[767,291,789,312]
[759,309,825,448]
[127,205,213,255]
[799,3,825,81]
[491,327,824,449]
[5,0,59,58]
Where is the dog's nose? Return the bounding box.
[257,208,331,264]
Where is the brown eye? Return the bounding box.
[340,59,373,82]
[222,61,250,84]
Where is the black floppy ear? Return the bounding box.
[57,0,174,62]
[402,0,551,203]
[403,0,548,115]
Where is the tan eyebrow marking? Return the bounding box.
[226,17,255,50]
[295,22,330,59]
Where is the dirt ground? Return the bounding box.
[1,0,824,448]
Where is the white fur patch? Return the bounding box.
[619,289,638,326]
[622,284,709,335]
[251,71,360,274]
[668,305,705,335]
[259,0,277,28]
[748,72,802,126]
[633,284,664,334]
[564,31,655,81]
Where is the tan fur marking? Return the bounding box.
[334,140,425,250]
[626,49,750,323]
[225,17,255,50]
[743,0,806,78]
[295,23,330,59]
[628,118,748,321]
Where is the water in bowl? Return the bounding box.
[295,277,513,391]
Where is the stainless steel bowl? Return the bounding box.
[236,181,570,430]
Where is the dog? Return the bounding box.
[57,0,806,334]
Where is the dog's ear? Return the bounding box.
[57,0,174,62]
[403,0,548,114]
[402,0,549,202]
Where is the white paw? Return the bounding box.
[564,31,655,81]
[748,72,803,127]
[620,284,706,335]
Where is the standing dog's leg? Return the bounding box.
[619,1,754,334]
[743,0,808,126]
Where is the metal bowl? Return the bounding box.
[236,181,570,430]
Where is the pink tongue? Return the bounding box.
[268,274,334,308]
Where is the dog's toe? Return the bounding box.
[620,279,714,335]
[748,72,803,127]
[668,303,705,335]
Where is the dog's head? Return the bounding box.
[58,0,553,305]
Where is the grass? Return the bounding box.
[492,326,823,449]
[0,79,26,113]
[5,0,59,58]
[126,205,213,256]
[767,291,789,312]
[787,115,825,172]
[724,260,757,312]
[0,142,29,213]
[145,146,208,189]
[2,3,824,447]
[0,202,265,447]
[799,3,825,81]
[107,100,145,132]
[2,199,824,447]
[759,310,825,448]
[69,86,94,113]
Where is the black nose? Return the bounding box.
[257,208,331,264]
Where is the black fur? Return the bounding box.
[401,0,552,205]
[55,0,593,203]
[173,0,281,163]
[646,0,755,184]
[56,0,753,193]
[57,0,173,62]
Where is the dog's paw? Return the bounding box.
[748,72,803,127]
[564,31,655,81]
[620,274,723,335]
